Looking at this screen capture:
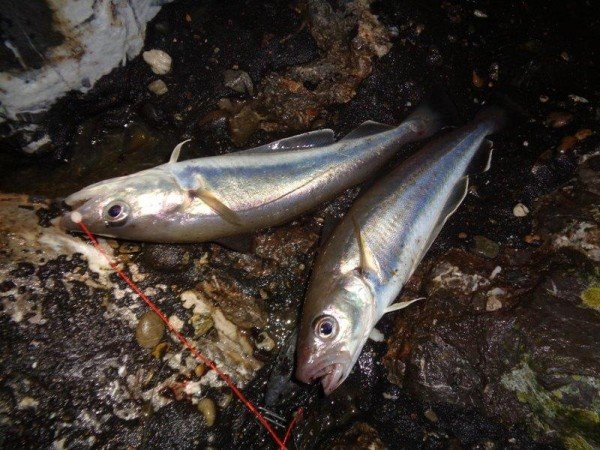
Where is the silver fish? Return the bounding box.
[295,108,506,394]
[60,98,453,243]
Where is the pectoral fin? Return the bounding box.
[384,297,425,314]
[238,129,335,155]
[352,217,384,282]
[190,188,242,226]
[170,139,192,163]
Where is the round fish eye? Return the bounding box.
[103,201,130,226]
[313,315,338,340]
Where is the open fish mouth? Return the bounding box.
[320,363,345,394]
[298,361,347,395]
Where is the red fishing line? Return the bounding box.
[75,220,300,449]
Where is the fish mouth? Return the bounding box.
[296,360,347,395]
[320,363,345,395]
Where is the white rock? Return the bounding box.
[143,49,172,75]
[513,203,530,217]
[1,0,169,148]
[148,79,168,95]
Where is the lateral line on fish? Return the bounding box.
[74,219,297,449]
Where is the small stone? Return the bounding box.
[575,128,592,141]
[424,409,438,422]
[489,62,499,81]
[143,49,172,75]
[472,235,500,259]
[560,51,570,61]
[256,331,275,351]
[190,314,214,337]
[458,232,468,239]
[194,364,207,377]
[486,296,503,311]
[148,79,168,96]
[568,94,589,103]
[152,342,169,359]
[197,398,216,426]
[524,234,540,244]
[169,315,184,332]
[472,70,485,88]
[539,94,549,103]
[580,286,600,309]
[545,111,573,128]
[558,135,578,153]
[513,203,530,217]
[473,9,488,18]
[223,69,254,95]
[136,311,165,349]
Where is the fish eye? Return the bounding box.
[103,201,130,225]
[313,315,338,340]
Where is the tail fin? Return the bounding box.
[473,106,508,135]
[475,88,529,134]
[406,88,460,138]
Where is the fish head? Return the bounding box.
[296,271,375,394]
[59,168,188,240]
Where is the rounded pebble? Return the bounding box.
[148,79,168,95]
[197,397,216,427]
[143,49,172,75]
[513,203,530,217]
[135,311,165,348]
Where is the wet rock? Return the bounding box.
[139,244,191,273]
[472,235,500,259]
[581,286,600,309]
[512,203,530,217]
[221,0,393,145]
[148,79,168,95]
[142,49,172,75]
[142,401,208,449]
[321,422,386,450]
[135,311,165,348]
[545,111,573,128]
[223,69,254,95]
[197,397,217,427]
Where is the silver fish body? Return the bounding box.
[296,108,506,394]
[60,100,449,242]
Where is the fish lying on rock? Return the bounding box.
[296,107,507,394]
[59,96,454,245]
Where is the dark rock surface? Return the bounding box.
[0,0,598,449]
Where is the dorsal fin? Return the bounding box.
[339,120,394,142]
[352,217,384,282]
[170,139,192,163]
[466,139,494,175]
[238,129,335,155]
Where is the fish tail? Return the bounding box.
[473,106,508,134]
[475,88,529,133]
[406,87,459,138]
